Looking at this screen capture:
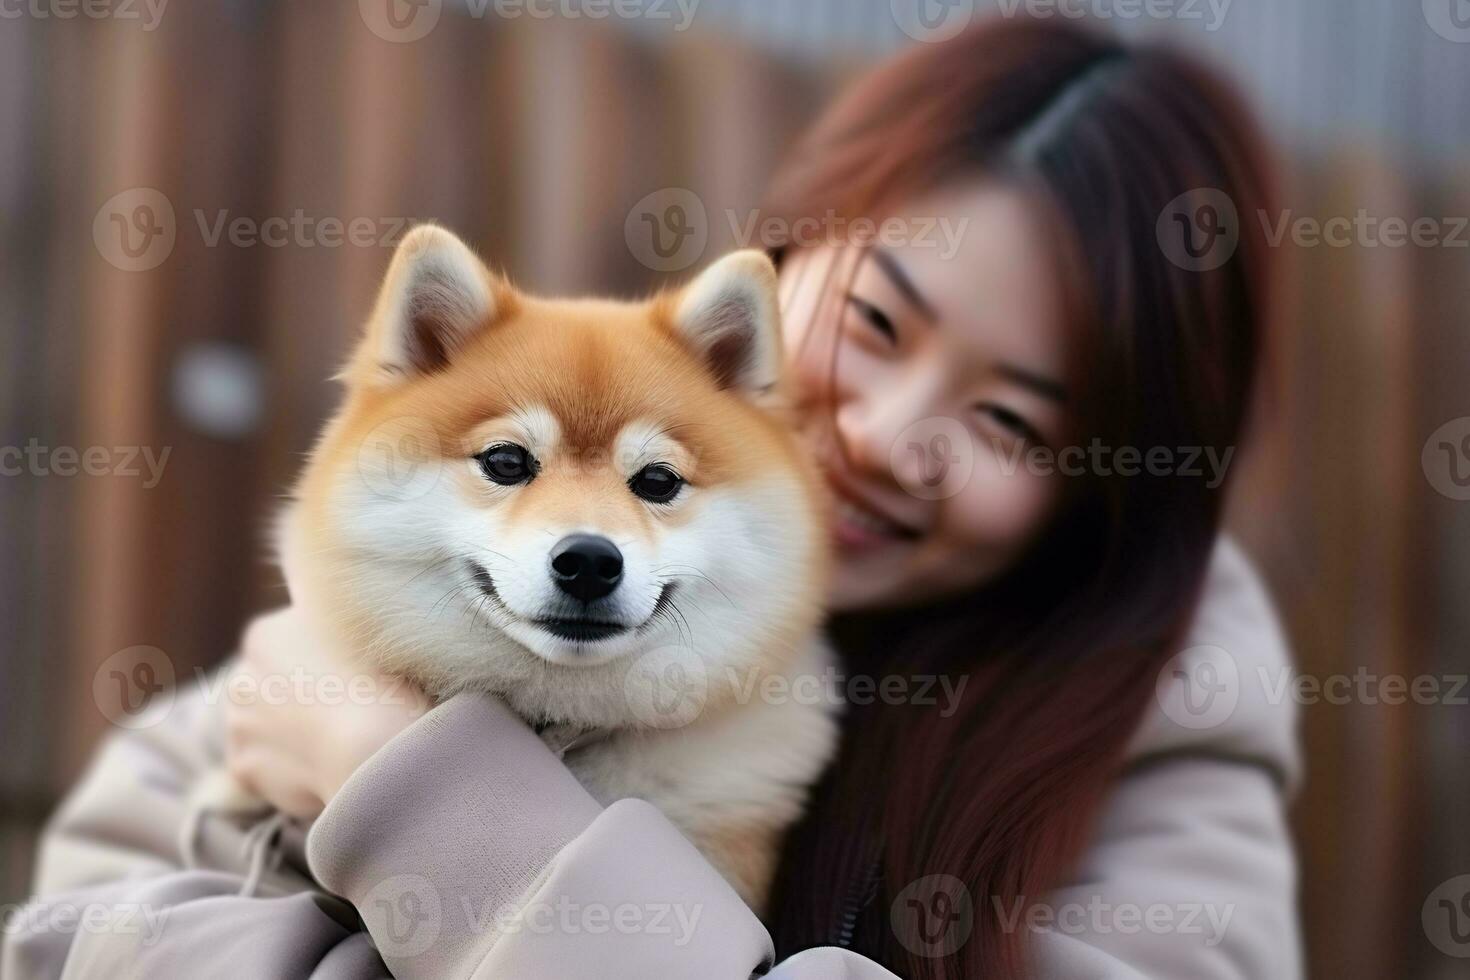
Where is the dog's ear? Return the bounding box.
[669,249,783,395]
[349,224,501,386]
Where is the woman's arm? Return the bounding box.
[1026,757,1300,979]
[311,686,909,978]
[1,674,395,979]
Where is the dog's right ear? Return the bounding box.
[347,224,501,387]
[669,249,783,396]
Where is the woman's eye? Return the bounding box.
[977,404,1040,444]
[476,443,538,485]
[629,464,684,504]
[846,296,898,344]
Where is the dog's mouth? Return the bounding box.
[467,561,677,644]
[535,618,627,643]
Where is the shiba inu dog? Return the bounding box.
[257,225,838,908]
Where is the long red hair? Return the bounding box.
[763,18,1277,978]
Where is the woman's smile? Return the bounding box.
[822,466,923,554]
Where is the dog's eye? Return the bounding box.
[629,464,683,504]
[476,443,537,485]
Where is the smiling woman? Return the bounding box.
[757,18,1286,978]
[780,184,1074,611]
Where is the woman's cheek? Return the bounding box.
[946,448,1061,557]
[791,326,884,420]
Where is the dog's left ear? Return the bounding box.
[349,224,501,387]
[670,250,782,395]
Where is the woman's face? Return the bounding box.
[780,182,1074,612]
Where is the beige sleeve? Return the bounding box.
[4,676,394,979]
[28,672,226,894]
[1028,757,1301,979]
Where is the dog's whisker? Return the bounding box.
[463,544,514,564]
[652,564,735,606]
[659,592,694,648]
[402,551,459,589]
[428,579,478,619]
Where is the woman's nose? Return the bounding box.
[836,365,947,482]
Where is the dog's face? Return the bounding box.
[287,226,827,726]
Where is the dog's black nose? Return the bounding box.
[549,534,624,602]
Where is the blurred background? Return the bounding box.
[1,1,1467,977]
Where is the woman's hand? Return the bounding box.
[224,606,431,819]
